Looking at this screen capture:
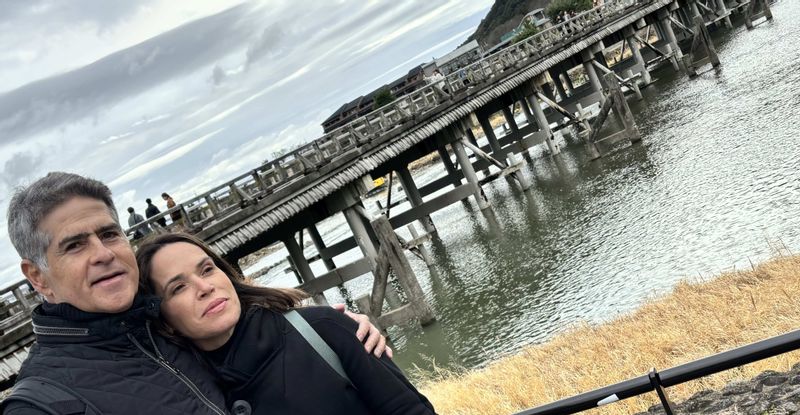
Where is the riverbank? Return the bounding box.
[418,251,800,414]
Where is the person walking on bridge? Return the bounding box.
[145,198,167,228]
[161,192,181,225]
[127,206,150,239]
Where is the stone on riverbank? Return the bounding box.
[637,364,800,415]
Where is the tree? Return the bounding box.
[513,21,540,44]
[545,0,593,20]
[373,88,395,110]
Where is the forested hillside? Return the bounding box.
[465,0,551,48]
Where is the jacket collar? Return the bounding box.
[32,295,161,344]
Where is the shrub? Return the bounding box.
[545,0,593,20]
[513,21,540,43]
[373,88,395,110]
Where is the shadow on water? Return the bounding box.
[388,0,800,377]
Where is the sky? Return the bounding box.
[0,0,494,286]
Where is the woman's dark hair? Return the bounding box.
[136,232,308,344]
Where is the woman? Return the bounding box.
[136,233,436,415]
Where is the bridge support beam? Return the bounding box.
[581,48,605,106]
[526,93,560,156]
[451,134,491,211]
[548,68,569,101]
[437,147,462,188]
[308,224,336,271]
[716,0,733,28]
[624,26,653,86]
[343,205,380,266]
[501,105,532,191]
[396,164,437,234]
[657,9,686,73]
[284,233,328,305]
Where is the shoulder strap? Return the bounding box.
[1,376,101,414]
[283,310,352,383]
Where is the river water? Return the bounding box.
[247,1,800,376]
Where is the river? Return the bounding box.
[246,0,800,377]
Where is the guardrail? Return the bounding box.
[124,0,655,240]
[512,329,800,414]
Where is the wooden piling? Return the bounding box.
[396,164,437,234]
[284,233,328,305]
[452,138,491,211]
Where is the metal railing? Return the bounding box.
[513,329,800,414]
[124,0,657,240]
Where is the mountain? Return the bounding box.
[465,0,551,49]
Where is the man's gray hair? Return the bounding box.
[7,172,119,269]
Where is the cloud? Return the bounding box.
[1,152,44,188]
[109,128,224,188]
[246,24,285,67]
[0,3,258,144]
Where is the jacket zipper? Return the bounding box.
[128,331,226,415]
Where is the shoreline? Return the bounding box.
[418,253,800,414]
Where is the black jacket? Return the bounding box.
[3,296,228,415]
[207,306,436,415]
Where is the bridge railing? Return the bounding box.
[123,0,653,240]
[512,328,800,414]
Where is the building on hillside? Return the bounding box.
[499,9,551,43]
[433,40,484,75]
[321,65,426,133]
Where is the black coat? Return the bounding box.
[207,306,436,415]
[3,297,227,415]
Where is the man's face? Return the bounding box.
[22,196,139,313]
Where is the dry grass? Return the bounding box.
[418,252,800,414]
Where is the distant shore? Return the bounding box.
[418,252,800,414]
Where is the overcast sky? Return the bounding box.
[0,0,493,286]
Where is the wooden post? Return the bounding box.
[370,216,435,325]
[437,147,462,188]
[452,139,491,210]
[580,49,605,106]
[548,68,568,101]
[716,0,733,28]
[605,72,641,143]
[659,11,685,73]
[465,128,491,177]
[624,26,652,85]
[407,223,433,267]
[284,233,328,305]
[526,93,560,155]
[12,286,33,312]
[343,206,379,265]
[500,106,532,191]
[396,164,436,234]
[307,224,336,271]
[477,113,506,159]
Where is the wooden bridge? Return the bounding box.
[1,0,776,388]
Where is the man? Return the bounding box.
[126,206,150,239]
[144,198,167,227]
[3,172,389,414]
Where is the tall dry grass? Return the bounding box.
[418,252,800,414]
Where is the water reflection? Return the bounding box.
[389,1,800,376]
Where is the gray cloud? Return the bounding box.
[245,24,285,67]
[0,1,147,31]
[0,2,259,144]
[211,64,227,85]
[1,151,43,188]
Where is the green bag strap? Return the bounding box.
[283,310,352,384]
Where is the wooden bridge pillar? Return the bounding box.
[548,68,569,101]
[580,48,605,106]
[307,224,336,271]
[623,26,653,86]
[716,0,733,28]
[657,8,686,73]
[284,233,328,305]
[396,164,437,234]
[500,106,532,191]
[450,130,491,211]
[437,147,462,188]
[526,93,560,156]
[562,72,575,96]
[477,112,505,158]
[343,205,380,266]
[688,0,702,18]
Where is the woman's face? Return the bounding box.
[149,242,242,351]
